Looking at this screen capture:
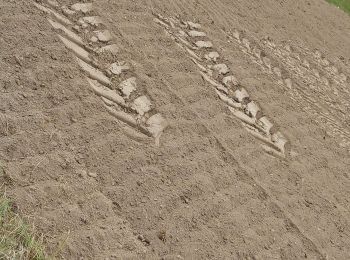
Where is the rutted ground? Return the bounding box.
[33,1,168,144]
[1,0,350,259]
[153,14,290,158]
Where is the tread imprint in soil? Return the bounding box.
[33,1,168,145]
[154,14,291,158]
[223,27,350,152]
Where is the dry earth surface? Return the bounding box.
[1,0,350,259]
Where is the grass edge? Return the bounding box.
[0,192,48,260]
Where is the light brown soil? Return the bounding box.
[1,0,350,259]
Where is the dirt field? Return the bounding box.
[1,0,350,259]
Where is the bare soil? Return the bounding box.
[1,0,350,259]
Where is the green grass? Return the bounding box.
[0,193,47,260]
[326,0,350,14]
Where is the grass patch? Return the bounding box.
[326,0,350,14]
[0,193,47,259]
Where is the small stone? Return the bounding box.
[88,172,97,178]
[76,169,87,178]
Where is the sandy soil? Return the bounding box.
[1,0,350,259]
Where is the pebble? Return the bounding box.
[88,171,97,178]
[76,169,87,178]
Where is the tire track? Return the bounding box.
[15,0,348,259]
[228,31,350,150]
[153,14,291,159]
[3,1,154,259]
[133,2,350,258]
[161,0,350,151]
[189,0,350,151]
[33,1,168,145]
[101,4,327,258]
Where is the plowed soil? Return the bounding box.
[1,0,350,259]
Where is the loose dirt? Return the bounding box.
[1,0,350,259]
